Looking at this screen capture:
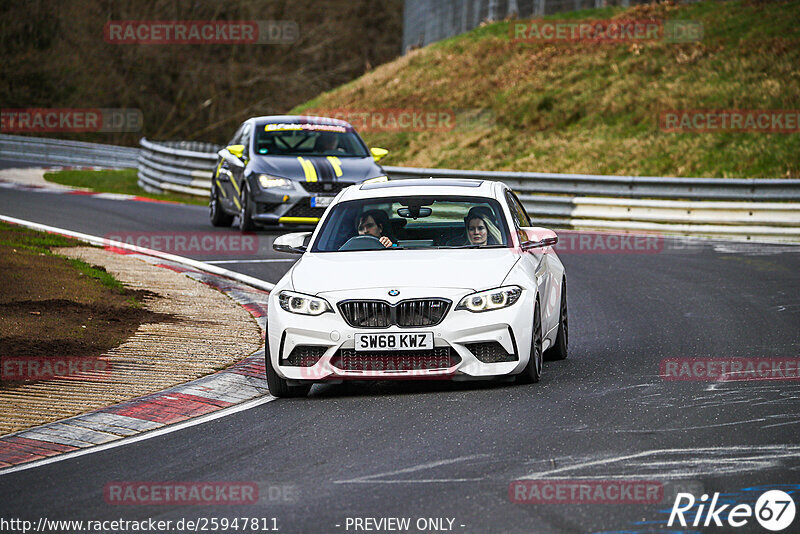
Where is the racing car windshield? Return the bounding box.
[311,196,511,252]
[254,123,369,157]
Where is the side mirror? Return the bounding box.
[217,145,246,168]
[227,145,245,158]
[370,147,389,162]
[273,232,311,254]
[520,227,558,250]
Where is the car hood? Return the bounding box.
[291,249,520,295]
[249,155,382,182]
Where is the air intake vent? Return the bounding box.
[331,347,460,372]
[465,341,517,363]
[283,345,327,367]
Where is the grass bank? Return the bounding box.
[295,0,800,178]
[44,169,207,205]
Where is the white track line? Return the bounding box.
[0,214,275,291]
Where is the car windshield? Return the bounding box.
[253,122,369,157]
[311,196,510,252]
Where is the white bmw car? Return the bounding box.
[266,178,568,397]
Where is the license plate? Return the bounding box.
[355,332,434,352]
[310,195,333,208]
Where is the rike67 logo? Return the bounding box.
[668,490,796,531]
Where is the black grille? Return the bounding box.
[301,181,354,194]
[338,299,451,328]
[331,347,460,372]
[284,203,326,219]
[338,301,391,328]
[283,345,327,367]
[465,342,517,363]
[397,300,449,327]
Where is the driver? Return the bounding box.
[314,132,340,153]
[356,209,394,248]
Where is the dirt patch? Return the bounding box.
[0,298,168,358]
[0,240,263,435]
[0,225,172,375]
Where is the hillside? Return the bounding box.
[295,0,800,178]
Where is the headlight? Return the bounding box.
[258,175,293,189]
[278,291,333,316]
[456,286,522,313]
[362,176,389,184]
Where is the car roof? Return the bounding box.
[339,178,504,202]
[246,115,355,131]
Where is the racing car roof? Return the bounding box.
[247,115,356,131]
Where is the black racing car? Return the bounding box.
[209,115,389,231]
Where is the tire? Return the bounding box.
[545,279,568,361]
[518,300,543,383]
[238,182,256,232]
[209,181,234,227]
[265,346,311,398]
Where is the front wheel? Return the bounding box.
[265,347,311,398]
[209,182,234,227]
[239,182,256,232]
[545,279,568,361]
[518,300,543,383]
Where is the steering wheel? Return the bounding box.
[339,235,386,251]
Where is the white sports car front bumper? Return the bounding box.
[267,286,538,382]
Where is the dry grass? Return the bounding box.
[295,0,800,178]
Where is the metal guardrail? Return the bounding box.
[1,135,798,242]
[134,138,800,240]
[137,138,220,196]
[383,165,800,241]
[0,133,139,168]
[382,166,800,201]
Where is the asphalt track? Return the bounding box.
[1,182,800,533]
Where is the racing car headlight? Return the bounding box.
[258,175,293,189]
[362,176,389,184]
[456,286,522,313]
[278,291,333,316]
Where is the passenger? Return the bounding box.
[357,209,394,248]
[464,206,500,246]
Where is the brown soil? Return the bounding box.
[0,238,170,363]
